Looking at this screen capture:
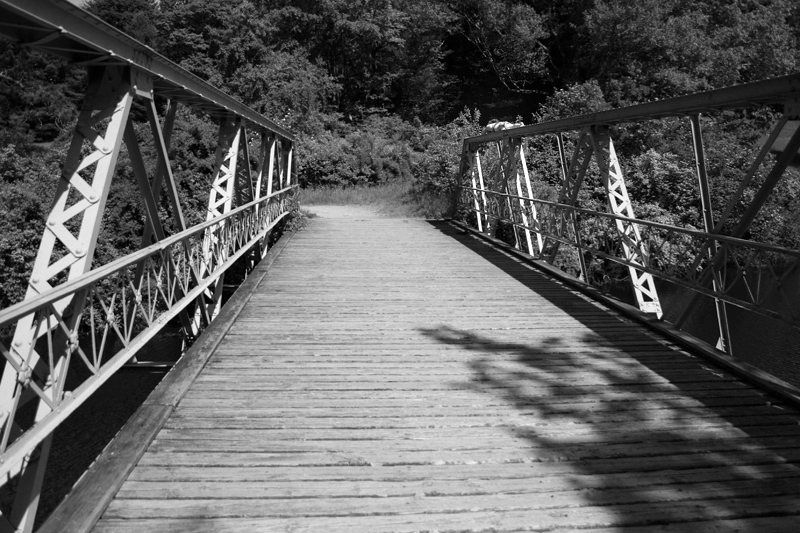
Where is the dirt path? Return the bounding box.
[302,205,382,219]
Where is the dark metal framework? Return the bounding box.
[458,74,800,360]
[0,1,297,530]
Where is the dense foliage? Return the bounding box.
[1,0,800,307]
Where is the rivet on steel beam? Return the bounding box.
[88,193,99,203]
[47,219,56,226]
[74,247,86,258]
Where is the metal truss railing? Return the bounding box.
[0,1,298,530]
[0,186,293,483]
[460,186,800,327]
[457,74,800,363]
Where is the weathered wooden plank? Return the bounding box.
[152,422,800,444]
[94,496,800,532]
[164,411,786,433]
[115,464,800,499]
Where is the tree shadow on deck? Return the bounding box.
[419,221,800,530]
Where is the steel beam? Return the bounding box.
[466,75,800,144]
[690,114,733,354]
[0,0,294,142]
[0,64,134,533]
[466,149,484,232]
[591,127,663,317]
[544,129,593,265]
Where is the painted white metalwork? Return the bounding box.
[467,150,484,232]
[590,127,662,317]
[516,141,543,255]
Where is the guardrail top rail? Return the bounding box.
[465,74,800,144]
[457,72,800,395]
[0,1,297,531]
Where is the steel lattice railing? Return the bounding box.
[457,75,800,361]
[0,187,294,483]
[459,185,800,327]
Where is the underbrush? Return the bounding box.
[299,180,453,218]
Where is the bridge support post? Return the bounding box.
[590,127,662,317]
[545,129,593,272]
[675,105,800,344]
[474,151,489,233]
[500,138,532,254]
[196,117,243,329]
[555,133,589,281]
[689,114,734,354]
[517,140,544,255]
[465,148,484,232]
[0,64,135,533]
[494,140,520,248]
[256,133,278,259]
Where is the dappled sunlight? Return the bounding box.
[418,321,800,527]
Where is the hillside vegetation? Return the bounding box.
[2,0,800,307]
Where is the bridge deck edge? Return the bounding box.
[37,229,298,533]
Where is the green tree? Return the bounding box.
[447,0,550,94]
[85,0,163,48]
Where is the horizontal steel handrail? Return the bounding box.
[459,185,800,259]
[459,185,799,325]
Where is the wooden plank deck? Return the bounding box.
[92,208,800,532]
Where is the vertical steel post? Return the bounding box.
[265,134,277,198]
[510,139,535,255]
[675,107,800,331]
[690,114,733,354]
[0,65,134,533]
[517,141,544,255]
[545,130,593,266]
[556,133,589,280]
[197,116,242,327]
[285,140,294,189]
[466,147,484,232]
[497,140,520,249]
[474,151,489,233]
[253,131,271,259]
[591,126,662,317]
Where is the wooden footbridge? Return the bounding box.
[1,2,800,532]
[40,209,800,532]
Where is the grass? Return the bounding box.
[298,180,453,218]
